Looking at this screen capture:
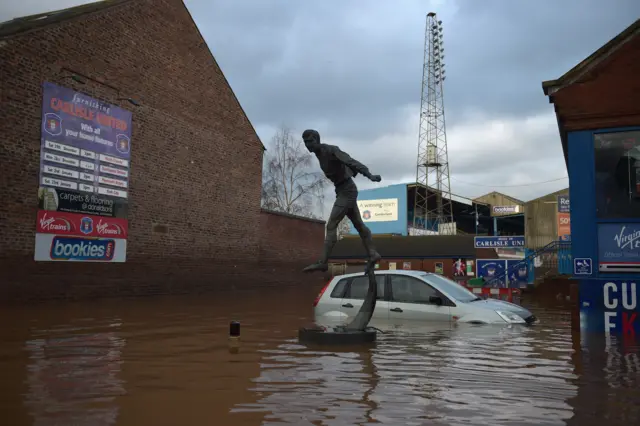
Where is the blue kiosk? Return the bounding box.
[543,18,640,336]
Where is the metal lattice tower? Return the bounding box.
[412,12,454,235]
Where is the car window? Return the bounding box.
[390,275,437,304]
[330,279,348,298]
[346,275,385,300]
[420,273,477,303]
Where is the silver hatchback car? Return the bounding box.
[313,270,537,326]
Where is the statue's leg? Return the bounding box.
[347,204,381,269]
[302,202,347,273]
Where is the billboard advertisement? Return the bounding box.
[597,223,640,272]
[35,82,132,262]
[357,198,398,222]
[557,195,571,241]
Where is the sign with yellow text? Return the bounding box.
[358,198,398,222]
[557,195,571,241]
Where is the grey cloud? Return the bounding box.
[3,0,636,206]
[190,0,640,143]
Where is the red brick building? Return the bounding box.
[0,0,325,302]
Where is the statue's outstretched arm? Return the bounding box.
[331,146,373,179]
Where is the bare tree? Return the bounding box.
[261,125,327,219]
[337,216,351,239]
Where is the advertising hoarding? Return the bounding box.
[35,82,132,262]
[557,195,571,241]
[598,223,640,272]
[357,198,398,222]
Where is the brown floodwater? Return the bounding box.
[0,287,638,426]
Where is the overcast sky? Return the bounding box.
[2,0,639,214]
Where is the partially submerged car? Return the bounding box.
[313,270,537,326]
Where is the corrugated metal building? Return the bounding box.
[524,188,570,249]
[473,192,525,216]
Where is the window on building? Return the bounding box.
[594,131,640,219]
[346,275,385,300]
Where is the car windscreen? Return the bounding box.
[420,273,478,302]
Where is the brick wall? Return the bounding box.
[257,210,327,288]
[259,210,325,265]
[0,0,325,302]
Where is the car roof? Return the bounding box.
[332,270,431,280]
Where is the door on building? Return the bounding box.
[387,274,451,324]
[340,274,388,322]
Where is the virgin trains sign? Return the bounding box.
[36,211,128,238]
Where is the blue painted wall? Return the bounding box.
[348,183,408,235]
[568,126,640,335]
[568,126,640,281]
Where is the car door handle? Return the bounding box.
[390,308,403,313]
[342,303,354,308]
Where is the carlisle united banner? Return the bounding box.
[474,236,525,248]
[34,82,132,262]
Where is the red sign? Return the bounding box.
[36,210,128,238]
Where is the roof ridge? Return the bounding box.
[542,18,640,95]
[0,0,132,39]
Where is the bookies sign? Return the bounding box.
[491,205,520,215]
[597,223,640,272]
[34,82,132,262]
[474,236,525,248]
[580,280,638,336]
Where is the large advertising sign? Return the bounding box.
[598,223,640,272]
[358,198,398,222]
[557,195,571,241]
[35,82,132,262]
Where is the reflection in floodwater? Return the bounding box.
[568,332,640,425]
[233,323,579,425]
[0,293,638,425]
[23,321,125,426]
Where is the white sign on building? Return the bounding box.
[492,205,521,215]
[358,198,399,222]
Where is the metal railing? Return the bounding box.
[484,240,571,288]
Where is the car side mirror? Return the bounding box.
[429,295,443,306]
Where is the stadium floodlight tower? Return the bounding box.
[412,12,455,235]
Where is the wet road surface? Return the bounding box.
[0,288,638,425]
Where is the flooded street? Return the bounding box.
[1,287,639,426]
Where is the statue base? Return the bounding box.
[298,325,377,346]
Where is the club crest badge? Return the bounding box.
[116,134,130,155]
[80,216,94,235]
[43,113,63,136]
